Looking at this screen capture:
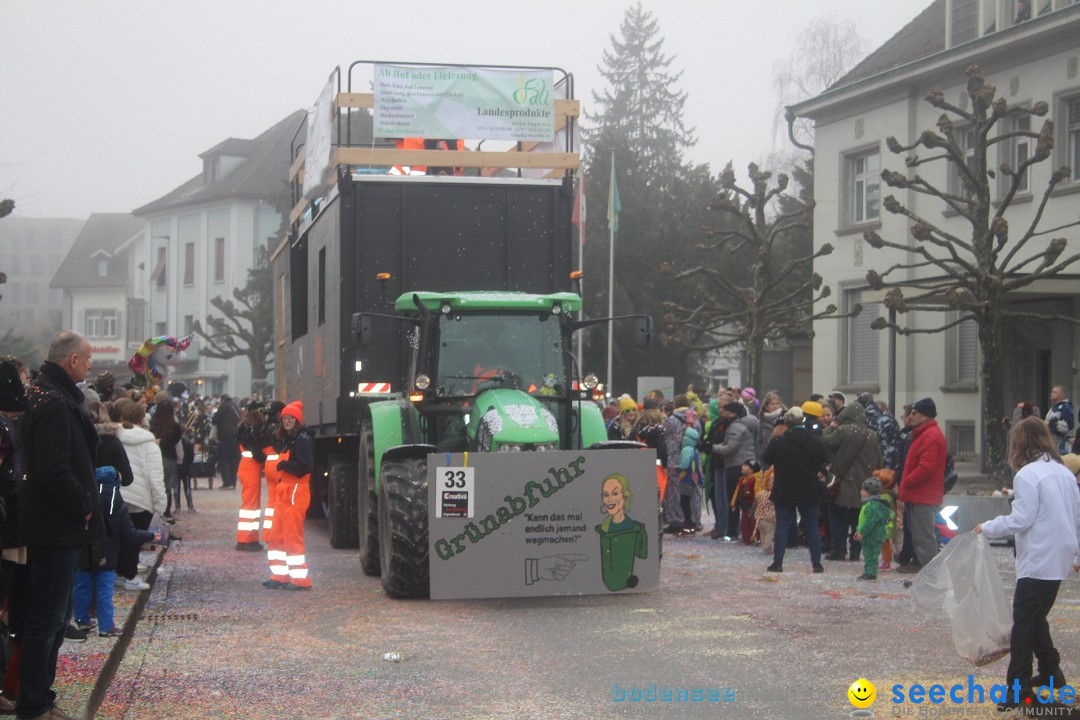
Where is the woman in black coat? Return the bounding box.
[762,417,828,573]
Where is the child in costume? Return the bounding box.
[853,476,893,581]
[731,460,762,544]
[873,469,900,570]
[753,467,776,553]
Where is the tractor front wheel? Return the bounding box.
[377,457,429,599]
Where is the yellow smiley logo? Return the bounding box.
[848,678,876,709]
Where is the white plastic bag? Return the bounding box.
[910,532,1011,665]
[146,512,170,547]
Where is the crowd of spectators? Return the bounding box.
[0,330,269,719]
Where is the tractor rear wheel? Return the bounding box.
[358,421,380,576]
[327,461,359,548]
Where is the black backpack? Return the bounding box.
[943,451,958,494]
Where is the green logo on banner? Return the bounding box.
[513,77,550,106]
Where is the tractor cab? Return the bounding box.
[395,291,583,453]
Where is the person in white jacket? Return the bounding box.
[115,401,167,591]
[976,417,1080,709]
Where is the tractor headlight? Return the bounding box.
[496,442,557,452]
[582,373,599,390]
[415,374,431,390]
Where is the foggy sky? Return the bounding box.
[0,0,922,220]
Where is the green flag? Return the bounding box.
[607,153,621,233]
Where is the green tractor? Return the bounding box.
[353,289,650,598]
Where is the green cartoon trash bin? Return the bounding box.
[596,473,648,591]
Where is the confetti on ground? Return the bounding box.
[44,483,1080,719]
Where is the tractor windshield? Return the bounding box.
[435,312,565,398]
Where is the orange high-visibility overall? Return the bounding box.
[236,446,264,544]
[390,137,427,175]
[262,449,284,541]
[265,450,312,587]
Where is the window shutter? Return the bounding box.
[1068,97,1080,126]
[958,317,977,382]
[848,297,880,384]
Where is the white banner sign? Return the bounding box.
[303,75,336,199]
[374,65,555,142]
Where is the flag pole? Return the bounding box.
[575,173,584,374]
[577,232,584,373]
[606,151,615,398]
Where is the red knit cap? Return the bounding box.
[281,401,303,423]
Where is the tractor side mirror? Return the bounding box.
[352,313,373,347]
[636,316,653,349]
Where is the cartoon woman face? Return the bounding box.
[602,476,626,521]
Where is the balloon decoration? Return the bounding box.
[128,335,193,389]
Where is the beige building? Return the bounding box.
[792,0,1080,460]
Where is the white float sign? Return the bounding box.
[374,64,555,142]
[428,450,660,599]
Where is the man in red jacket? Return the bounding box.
[896,397,947,574]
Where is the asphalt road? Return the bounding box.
[70,485,1080,720]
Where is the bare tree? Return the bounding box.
[864,65,1080,476]
[192,246,273,388]
[662,162,846,391]
[772,17,865,153]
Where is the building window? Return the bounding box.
[214,237,225,282]
[184,315,194,336]
[1067,95,1080,183]
[85,309,119,338]
[946,311,978,385]
[155,322,167,336]
[951,0,978,45]
[948,0,1050,43]
[843,289,880,385]
[97,258,108,277]
[151,247,167,289]
[204,157,219,183]
[1004,113,1032,195]
[182,242,194,286]
[127,298,146,345]
[842,148,880,226]
[947,127,977,198]
[947,421,977,461]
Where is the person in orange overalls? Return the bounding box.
[235,403,275,551]
[259,401,285,546]
[390,137,427,175]
[263,401,314,590]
